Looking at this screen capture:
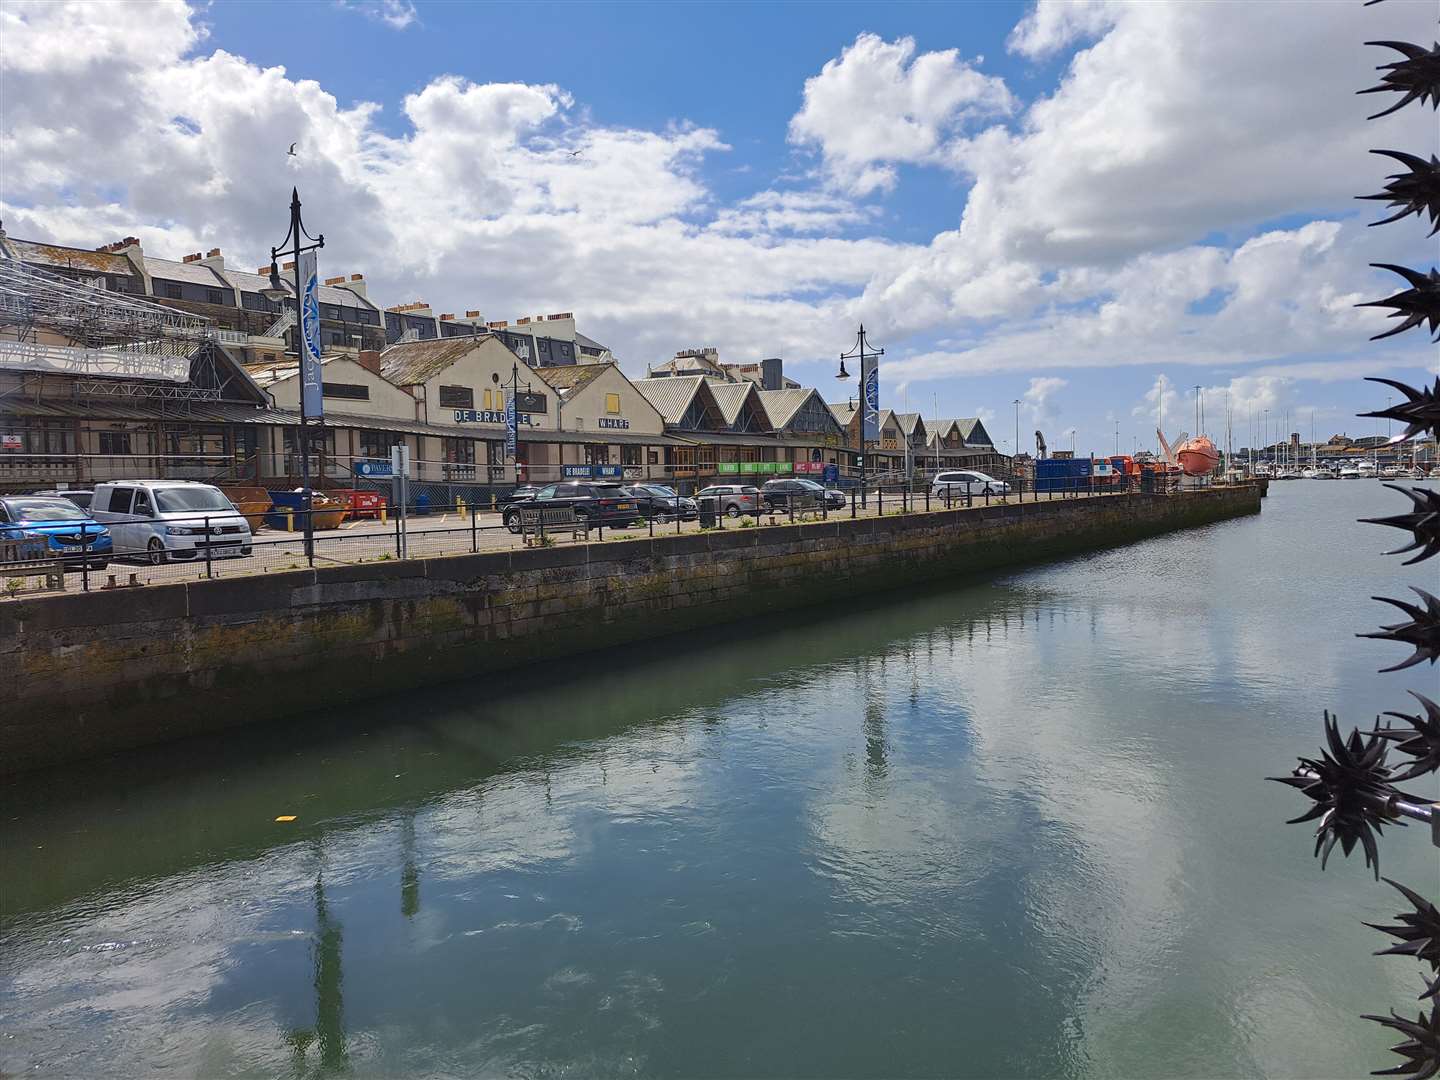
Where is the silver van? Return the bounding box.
[92,481,253,565]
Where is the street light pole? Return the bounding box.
[838,324,884,509]
[262,188,324,560]
[1012,398,1021,482]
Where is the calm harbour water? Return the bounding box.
[2,480,1437,1079]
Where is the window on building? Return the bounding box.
[206,289,224,305]
[605,393,621,415]
[442,437,475,464]
[621,445,642,467]
[162,282,183,300]
[584,444,610,465]
[482,389,506,411]
[357,430,392,459]
[98,430,132,455]
[323,383,369,401]
[439,385,474,409]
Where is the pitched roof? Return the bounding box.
[380,336,491,385]
[709,381,772,429]
[4,237,136,276]
[756,387,822,430]
[957,418,992,445]
[633,375,706,424]
[894,412,927,437]
[827,401,858,427]
[145,256,231,288]
[534,362,612,396]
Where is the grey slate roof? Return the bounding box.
[3,237,138,276]
[380,337,493,386]
[146,256,230,288]
[533,362,612,396]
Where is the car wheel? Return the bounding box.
[146,537,167,565]
[725,504,741,518]
[505,511,522,534]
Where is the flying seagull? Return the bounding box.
[568,149,582,157]
[288,142,297,156]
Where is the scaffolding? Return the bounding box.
[0,256,212,384]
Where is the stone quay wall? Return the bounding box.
[0,486,1261,772]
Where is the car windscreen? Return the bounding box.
[644,485,678,497]
[3,498,90,522]
[154,487,234,513]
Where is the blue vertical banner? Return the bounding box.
[504,392,518,460]
[861,353,879,443]
[298,250,324,419]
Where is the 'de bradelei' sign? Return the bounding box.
[453,409,535,426]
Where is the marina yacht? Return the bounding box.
[1357,460,1379,480]
[1339,462,1364,479]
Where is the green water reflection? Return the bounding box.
[2,481,1436,1078]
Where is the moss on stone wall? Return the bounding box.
[0,488,1261,772]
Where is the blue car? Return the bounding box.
[0,496,113,570]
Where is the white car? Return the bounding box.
[91,480,253,565]
[931,470,1011,498]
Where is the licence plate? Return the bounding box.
[616,502,634,511]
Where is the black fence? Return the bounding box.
[1,474,1193,598]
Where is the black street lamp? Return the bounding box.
[264,188,324,559]
[838,324,883,508]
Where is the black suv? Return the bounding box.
[502,482,642,532]
[623,484,698,522]
[760,477,846,511]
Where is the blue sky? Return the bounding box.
[2,0,1436,457]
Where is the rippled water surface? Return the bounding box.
[3,481,1437,1078]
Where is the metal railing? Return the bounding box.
[0,473,1201,598]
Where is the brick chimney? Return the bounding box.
[199,247,224,271]
[339,273,367,299]
[357,349,381,375]
[182,252,202,263]
[324,275,346,286]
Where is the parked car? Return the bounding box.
[0,496,112,570]
[696,484,760,518]
[624,484,698,522]
[931,470,1011,498]
[91,480,253,565]
[760,477,845,511]
[30,488,94,511]
[501,482,642,533]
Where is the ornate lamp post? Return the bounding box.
[837,325,883,508]
[261,188,324,560]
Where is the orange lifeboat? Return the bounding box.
[1175,435,1220,477]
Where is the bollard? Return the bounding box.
[204,515,213,579]
[394,513,402,559]
[925,486,930,512]
[878,486,883,516]
[80,522,89,593]
[649,510,654,538]
[470,505,478,553]
[851,489,856,519]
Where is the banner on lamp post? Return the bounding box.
[298,250,324,419]
[861,353,879,444]
[504,393,518,460]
